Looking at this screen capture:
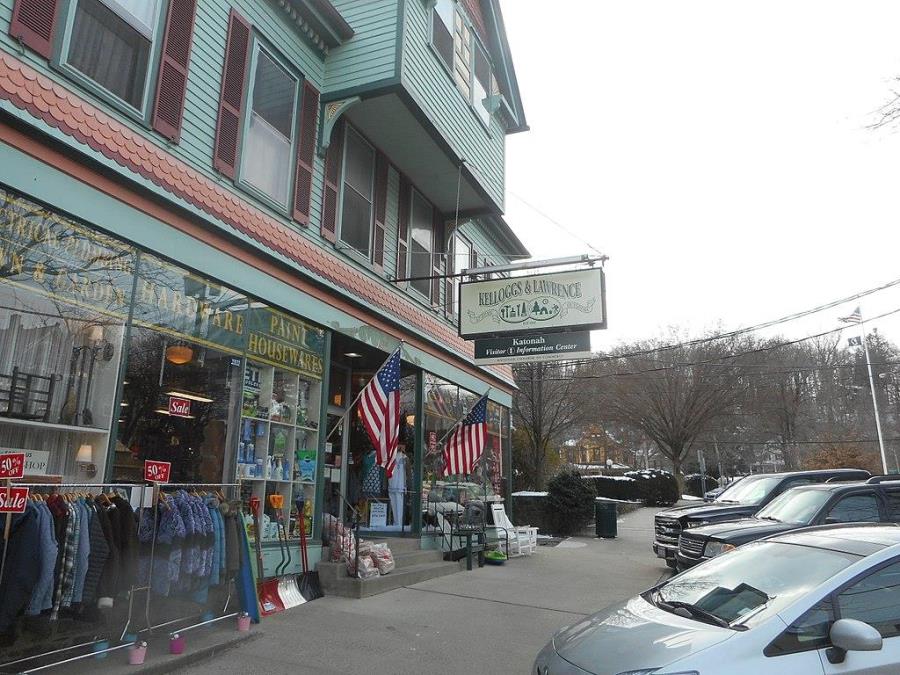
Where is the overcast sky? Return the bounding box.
[500,1,900,352]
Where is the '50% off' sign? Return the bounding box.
[144,460,172,483]
[0,453,25,480]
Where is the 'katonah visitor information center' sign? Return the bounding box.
[458,268,606,339]
[474,331,593,365]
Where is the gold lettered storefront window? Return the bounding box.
[244,304,325,380]
[0,188,135,480]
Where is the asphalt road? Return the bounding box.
[177,506,668,675]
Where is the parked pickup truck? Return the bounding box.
[652,468,871,569]
[676,476,900,570]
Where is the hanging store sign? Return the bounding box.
[0,452,25,479]
[168,396,192,418]
[0,449,49,476]
[458,268,606,338]
[144,459,172,483]
[473,330,593,365]
[0,487,29,513]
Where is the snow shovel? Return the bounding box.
[270,494,305,608]
[250,497,285,616]
[296,495,323,601]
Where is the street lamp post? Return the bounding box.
[841,307,890,474]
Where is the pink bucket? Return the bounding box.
[237,614,251,632]
[169,634,186,655]
[128,644,147,665]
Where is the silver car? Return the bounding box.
[534,524,900,674]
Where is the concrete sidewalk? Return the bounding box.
[177,507,666,675]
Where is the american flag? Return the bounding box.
[442,394,488,477]
[839,306,863,324]
[360,348,402,477]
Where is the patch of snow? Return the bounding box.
[512,491,548,497]
[583,475,634,481]
[681,494,703,501]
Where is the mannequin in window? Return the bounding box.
[389,444,410,527]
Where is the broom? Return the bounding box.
[296,495,323,600]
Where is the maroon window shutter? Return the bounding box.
[151,0,197,142]
[321,119,344,243]
[372,151,388,270]
[292,80,319,226]
[9,0,59,58]
[213,10,251,178]
[431,210,445,305]
[396,176,410,282]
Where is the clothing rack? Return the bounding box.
[0,480,246,671]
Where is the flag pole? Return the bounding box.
[324,343,404,443]
[859,317,889,474]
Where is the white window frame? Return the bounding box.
[237,40,301,214]
[337,125,376,262]
[54,0,167,123]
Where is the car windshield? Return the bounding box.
[648,541,858,628]
[715,476,783,505]
[755,488,833,524]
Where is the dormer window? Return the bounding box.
[430,0,497,129]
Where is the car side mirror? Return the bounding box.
[826,619,883,664]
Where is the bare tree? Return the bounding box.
[512,361,584,489]
[589,337,749,479]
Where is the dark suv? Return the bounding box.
[676,476,900,569]
[652,468,871,568]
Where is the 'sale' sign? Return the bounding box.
[0,487,29,513]
[168,396,191,418]
[144,460,172,483]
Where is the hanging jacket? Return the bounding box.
[0,504,41,633]
[95,501,120,606]
[26,502,58,616]
[110,496,137,594]
[56,503,79,612]
[71,500,92,604]
[82,501,110,605]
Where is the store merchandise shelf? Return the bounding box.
[0,416,110,434]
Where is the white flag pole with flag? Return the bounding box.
[441,392,490,478]
[324,345,404,476]
[841,307,889,474]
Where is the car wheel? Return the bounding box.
[666,558,677,570]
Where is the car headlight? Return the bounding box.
[685,520,709,529]
[704,540,736,557]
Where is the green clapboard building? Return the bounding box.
[0,0,529,563]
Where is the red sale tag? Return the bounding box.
[168,396,192,418]
[0,487,29,513]
[0,453,25,479]
[144,460,172,483]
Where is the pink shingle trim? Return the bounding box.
[0,51,514,385]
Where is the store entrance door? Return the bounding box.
[323,364,350,522]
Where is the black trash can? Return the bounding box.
[595,499,617,538]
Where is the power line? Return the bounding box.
[507,191,606,258]
[550,273,900,370]
[513,305,900,381]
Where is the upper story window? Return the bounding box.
[409,189,433,298]
[449,232,471,317]
[430,0,497,128]
[339,126,376,259]
[239,45,299,210]
[10,0,197,141]
[60,0,163,114]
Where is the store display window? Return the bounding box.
[422,375,510,526]
[0,187,134,481]
[114,252,247,483]
[345,371,416,532]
